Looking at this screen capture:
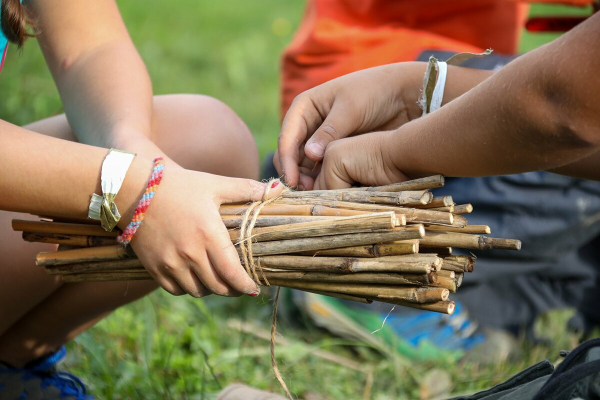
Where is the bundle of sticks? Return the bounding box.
[12,175,520,315]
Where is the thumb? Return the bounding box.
[217,177,285,204]
[304,103,356,162]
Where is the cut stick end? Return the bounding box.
[419,192,433,205]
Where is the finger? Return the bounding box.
[205,212,260,295]
[140,259,187,296]
[184,250,240,297]
[278,93,326,187]
[164,261,213,298]
[215,176,283,205]
[314,141,356,190]
[304,102,359,162]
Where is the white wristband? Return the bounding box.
[430,61,447,113]
[88,149,136,231]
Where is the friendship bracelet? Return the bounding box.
[117,157,165,246]
[88,149,136,231]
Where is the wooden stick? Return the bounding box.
[247,225,425,256]
[261,271,437,286]
[427,205,454,213]
[266,278,449,304]
[22,232,117,247]
[436,270,455,279]
[426,225,491,235]
[374,298,455,315]
[222,215,343,229]
[45,258,143,274]
[36,245,134,267]
[61,271,149,282]
[453,204,474,214]
[220,204,367,217]
[417,246,453,256]
[13,219,119,237]
[442,255,475,273]
[419,231,521,250]
[416,196,454,208]
[230,212,397,242]
[301,241,418,258]
[344,175,445,192]
[272,200,455,225]
[456,273,464,288]
[303,290,373,304]
[430,276,457,293]
[259,254,438,274]
[282,190,432,207]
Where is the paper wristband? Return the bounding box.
[429,61,447,113]
[88,149,136,231]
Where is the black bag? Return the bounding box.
[450,338,600,400]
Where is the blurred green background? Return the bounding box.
[0,1,593,399]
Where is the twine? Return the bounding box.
[237,179,293,400]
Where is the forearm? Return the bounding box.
[0,121,149,221]
[388,14,600,179]
[52,42,165,156]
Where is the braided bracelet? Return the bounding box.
[117,157,165,246]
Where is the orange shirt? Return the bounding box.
[281,0,592,115]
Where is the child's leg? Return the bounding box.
[0,94,259,366]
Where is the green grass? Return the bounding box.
[0,1,594,399]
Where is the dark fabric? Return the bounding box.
[452,338,600,400]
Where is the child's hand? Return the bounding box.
[274,63,425,190]
[124,169,283,298]
[312,130,410,190]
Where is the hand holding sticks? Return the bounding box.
[14,175,521,315]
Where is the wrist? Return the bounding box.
[394,62,428,122]
[115,156,155,231]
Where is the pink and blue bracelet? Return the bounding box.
[117,157,165,246]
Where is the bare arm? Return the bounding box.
[313,13,600,188]
[30,0,166,161]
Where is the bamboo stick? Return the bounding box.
[272,200,455,225]
[442,255,475,272]
[419,231,521,250]
[22,232,117,247]
[436,270,455,279]
[247,225,425,256]
[222,215,341,229]
[266,278,449,304]
[374,298,455,315]
[426,225,491,235]
[304,290,373,304]
[282,190,432,207]
[430,276,457,293]
[35,225,425,265]
[261,271,437,286]
[344,175,445,192]
[13,220,118,237]
[302,241,418,258]
[220,204,367,217]
[258,254,438,274]
[45,258,143,274]
[230,212,397,242]
[456,273,464,288]
[453,204,474,214]
[427,205,454,213]
[36,245,134,267]
[61,271,149,282]
[416,196,454,209]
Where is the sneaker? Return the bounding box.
[0,346,94,400]
[284,290,486,362]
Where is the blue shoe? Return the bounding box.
[288,291,487,361]
[0,346,94,400]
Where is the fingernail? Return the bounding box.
[249,290,260,297]
[271,180,280,189]
[306,142,325,157]
[297,185,305,191]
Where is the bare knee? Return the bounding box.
[152,94,260,180]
